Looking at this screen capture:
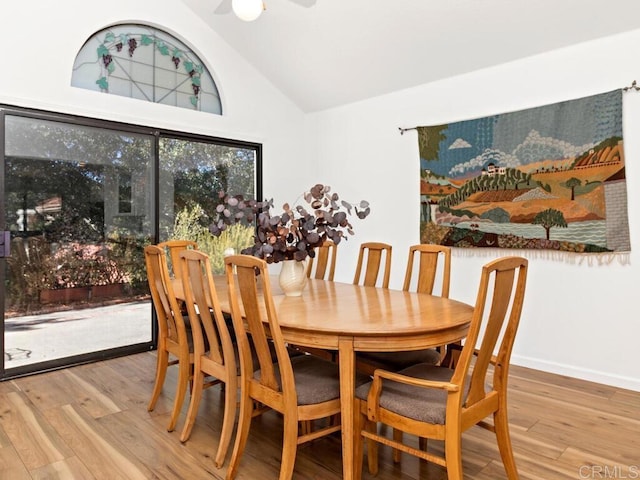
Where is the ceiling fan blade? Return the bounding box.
[290,0,317,7]
[215,0,233,14]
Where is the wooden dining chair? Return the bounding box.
[306,239,337,280]
[353,242,392,288]
[157,239,198,282]
[402,244,451,297]
[354,256,528,480]
[356,244,452,376]
[176,250,238,467]
[144,245,192,432]
[224,254,369,480]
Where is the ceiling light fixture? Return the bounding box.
[232,0,265,22]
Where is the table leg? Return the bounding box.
[338,337,355,480]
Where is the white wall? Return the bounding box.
[0,0,307,203]
[305,30,640,392]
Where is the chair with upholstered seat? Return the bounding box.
[356,244,452,375]
[306,239,337,281]
[224,254,370,480]
[354,256,528,480]
[144,245,192,432]
[353,242,392,288]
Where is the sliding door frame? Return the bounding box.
[0,104,262,380]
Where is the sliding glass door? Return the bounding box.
[2,113,155,374]
[158,137,259,274]
[1,107,261,379]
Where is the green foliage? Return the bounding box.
[532,208,567,240]
[533,208,567,229]
[440,206,475,218]
[571,136,623,166]
[106,230,150,290]
[439,168,533,209]
[578,180,601,195]
[157,42,170,56]
[171,204,254,274]
[5,234,148,311]
[565,177,581,188]
[417,125,447,161]
[96,77,108,90]
[481,207,510,223]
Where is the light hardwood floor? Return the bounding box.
[1,352,638,479]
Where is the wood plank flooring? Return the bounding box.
[1,352,638,479]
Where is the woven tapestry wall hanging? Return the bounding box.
[417,89,630,256]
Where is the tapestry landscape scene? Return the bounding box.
[419,89,630,253]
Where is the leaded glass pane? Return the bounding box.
[71,24,222,115]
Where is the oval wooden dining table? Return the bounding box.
[186,276,475,480]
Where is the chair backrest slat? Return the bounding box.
[353,242,392,288]
[402,244,451,297]
[179,250,233,366]
[157,239,198,282]
[306,239,337,281]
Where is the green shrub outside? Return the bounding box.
[170,204,254,274]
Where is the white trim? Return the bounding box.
[512,354,640,392]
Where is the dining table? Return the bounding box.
[177,275,474,479]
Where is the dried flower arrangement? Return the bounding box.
[209,183,370,263]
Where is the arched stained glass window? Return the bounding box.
[72,24,222,114]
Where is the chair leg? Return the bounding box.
[392,428,403,463]
[444,432,463,480]
[148,348,168,411]
[179,369,204,443]
[353,405,365,480]
[279,414,299,480]
[225,388,254,480]
[494,407,519,479]
[365,417,379,475]
[215,381,238,468]
[167,358,190,432]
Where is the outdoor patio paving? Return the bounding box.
[4,301,152,368]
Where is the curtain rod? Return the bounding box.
[399,81,639,134]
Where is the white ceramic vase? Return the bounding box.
[278,259,308,297]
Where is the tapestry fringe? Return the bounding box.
[450,248,630,266]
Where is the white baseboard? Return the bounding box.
[511,354,640,392]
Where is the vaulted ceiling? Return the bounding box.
[182,0,640,112]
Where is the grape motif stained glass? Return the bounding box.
[72,24,221,114]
